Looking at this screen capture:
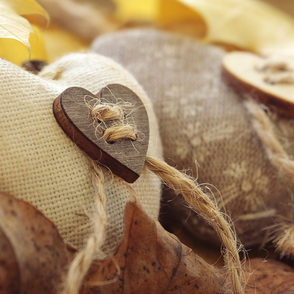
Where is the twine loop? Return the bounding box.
[92,104,124,122]
[91,103,137,143]
[245,98,294,257]
[256,58,294,85]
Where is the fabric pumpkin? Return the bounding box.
[0,53,162,255]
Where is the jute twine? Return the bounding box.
[247,53,294,253]
[256,57,294,85]
[245,98,294,256]
[60,101,245,294]
[61,163,108,294]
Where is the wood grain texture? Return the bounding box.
[53,84,149,183]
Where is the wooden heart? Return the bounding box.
[53,84,149,183]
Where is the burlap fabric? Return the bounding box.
[92,29,294,247]
[0,53,162,254]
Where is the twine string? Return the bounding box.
[103,125,137,143]
[255,57,294,85]
[145,156,245,294]
[91,103,137,143]
[61,97,245,294]
[244,99,294,185]
[60,163,108,294]
[245,98,294,256]
[92,104,124,122]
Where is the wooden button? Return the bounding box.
[222,52,294,117]
[53,84,149,183]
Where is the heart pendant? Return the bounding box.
[53,84,149,183]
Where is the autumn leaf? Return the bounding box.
[0,0,49,64]
[83,201,226,294]
[113,0,158,22]
[244,258,294,294]
[0,192,70,294]
[82,201,294,294]
[0,192,294,293]
[177,0,294,53]
[112,0,294,53]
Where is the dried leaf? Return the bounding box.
[0,25,47,65]
[0,0,49,59]
[113,0,158,22]
[0,192,69,294]
[83,201,226,294]
[157,0,206,40]
[9,0,49,27]
[82,201,294,293]
[244,258,294,293]
[110,0,294,53]
[177,0,294,53]
[1,193,293,293]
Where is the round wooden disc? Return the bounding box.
[222,52,294,117]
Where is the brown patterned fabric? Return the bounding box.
[92,29,294,247]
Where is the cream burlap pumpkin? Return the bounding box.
[92,29,294,254]
[0,53,162,255]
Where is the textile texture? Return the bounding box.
[92,29,294,247]
[0,53,162,254]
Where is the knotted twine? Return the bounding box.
[60,95,245,294]
[92,29,294,255]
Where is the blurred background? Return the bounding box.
[34,0,294,63]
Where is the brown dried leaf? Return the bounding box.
[83,201,226,294]
[82,201,294,294]
[0,192,70,294]
[244,258,294,294]
[1,192,293,294]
